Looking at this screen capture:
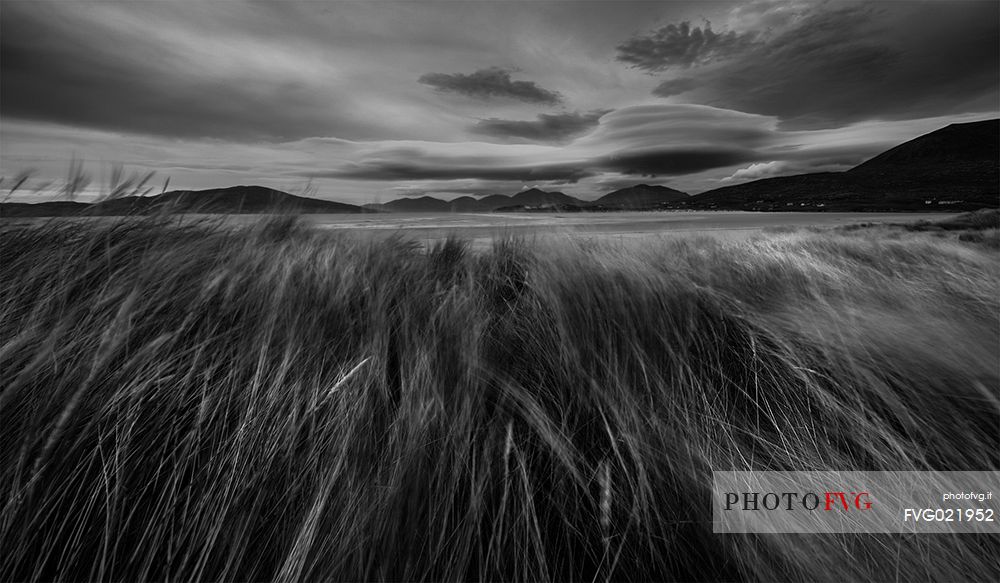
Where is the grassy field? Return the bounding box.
[1,214,998,581]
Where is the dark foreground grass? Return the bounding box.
[1,216,998,582]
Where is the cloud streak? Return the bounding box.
[0,2,484,142]
[0,4,356,141]
[471,110,610,142]
[597,148,758,177]
[310,161,592,183]
[651,77,699,97]
[418,67,563,105]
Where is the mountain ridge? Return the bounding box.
[366,188,591,212]
[3,120,997,217]
[685,119,999,211]
[594,184,688,208]
[1,185,371,217]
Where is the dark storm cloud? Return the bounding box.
[596,148,757,177]
[471,110,611,142]
[0,4,372,141]
[616,21,758,70]
[309,161,592,183]
[631,2,1000,129]
[418,67,563,105]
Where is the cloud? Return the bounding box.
[635,2,1000,129]
[310,161,592,183]
[389,188,435,198]
[652,78,699,97]
[721,161,788,182]
[597,148,758,177]
[577,104,776,151]
[0,4,359,141]
[0,2,483,142]
[304,104,771,185]
[471,110,610,142]
[616,21,759,71]
[418,67,563,105]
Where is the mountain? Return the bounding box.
[446,196,484,212]
[508,188,584,207]
[372,194,515,212]
[1,185,370,217]
[688,120,999,211]
[373,189,586,213]
[594,184,688,208]
[850,119,998,173]
[380,196,451,212]
[0,201,92,217]
[478,194,517,209]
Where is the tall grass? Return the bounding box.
[1,216,997,582]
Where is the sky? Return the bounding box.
[1,0,998,204]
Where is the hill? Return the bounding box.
[372,189,586,213]
[379,196,452,213]
[594,184,688,208]
[0,201,92,217]
[850,119,998,173]
[447,196,487,212]
[509,188,584,207]
[1,186,370,217]
[688,119,999,211]
[478,194,519,210]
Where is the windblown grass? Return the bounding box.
[830,208,1000,249]
[1,216,997,582]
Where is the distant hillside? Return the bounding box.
[379,196,452,213]
[478,194,519,209]
[688,119,999,211]
[373,188,586,213]
[0,201,92,217]
[850,119,998,173]
[509,188,584,207]
[594,184,688,208]
[447,196,486,212]
[0,186,370,217]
